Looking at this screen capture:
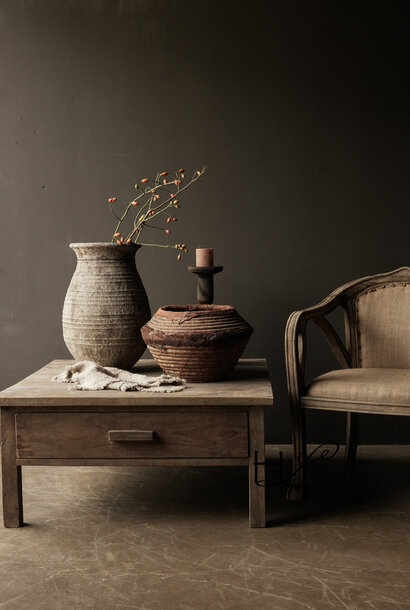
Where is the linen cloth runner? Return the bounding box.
[53,360,186,392]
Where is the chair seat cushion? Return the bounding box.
[305,368,410,406]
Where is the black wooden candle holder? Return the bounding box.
[188,265,223,304]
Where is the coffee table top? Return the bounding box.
[0,359,273,408]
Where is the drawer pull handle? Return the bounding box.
[108,429,154,442]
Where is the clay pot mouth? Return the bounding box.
[160,304,234,315]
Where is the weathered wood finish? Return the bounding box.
[188,265,224,305]
[0,358,273,528]
[1,409,23,527]
[16,457,251,467]
[285,267,410,500]
[0,359,273,407]
[108,429,154,442]
[248,406,266,527]
[16,412,249,459]
[345,412,359,462]
[300,396,410,415]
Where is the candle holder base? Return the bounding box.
[188,265,223,304]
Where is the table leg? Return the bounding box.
[1,409,23,527]
[248,406,265,527]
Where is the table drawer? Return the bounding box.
[15,412,249,459]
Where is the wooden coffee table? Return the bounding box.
[0,358,273,528]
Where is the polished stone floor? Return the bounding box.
[0,445,409,609]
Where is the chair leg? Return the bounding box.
[345,412,359,463]
[287,406,306,500]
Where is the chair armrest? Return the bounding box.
[285,290,351,404]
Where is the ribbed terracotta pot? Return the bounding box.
[63,243,151,369]
[141,305,253,382]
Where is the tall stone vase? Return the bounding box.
[63,243,151,369]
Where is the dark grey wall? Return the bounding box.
[1,0,409,442]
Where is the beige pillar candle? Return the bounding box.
[196,248,214,267]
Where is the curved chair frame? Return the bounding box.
[285,266,410,500]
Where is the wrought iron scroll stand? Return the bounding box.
[253,443,340,489]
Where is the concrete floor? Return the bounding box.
[0,445,409,609]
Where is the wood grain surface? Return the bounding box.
[1,409,23,527]
[0,359,273,407]
[16,412,249,459]
[2,358,271,528]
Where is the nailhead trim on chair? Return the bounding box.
[354,281,409,366]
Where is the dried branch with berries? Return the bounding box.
[107,166,207,261]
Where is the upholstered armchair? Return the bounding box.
[285,267,410,500]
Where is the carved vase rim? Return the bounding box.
[70,242,141,249]
[69,242,142,261]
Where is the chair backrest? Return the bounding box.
[344,268,410,369]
